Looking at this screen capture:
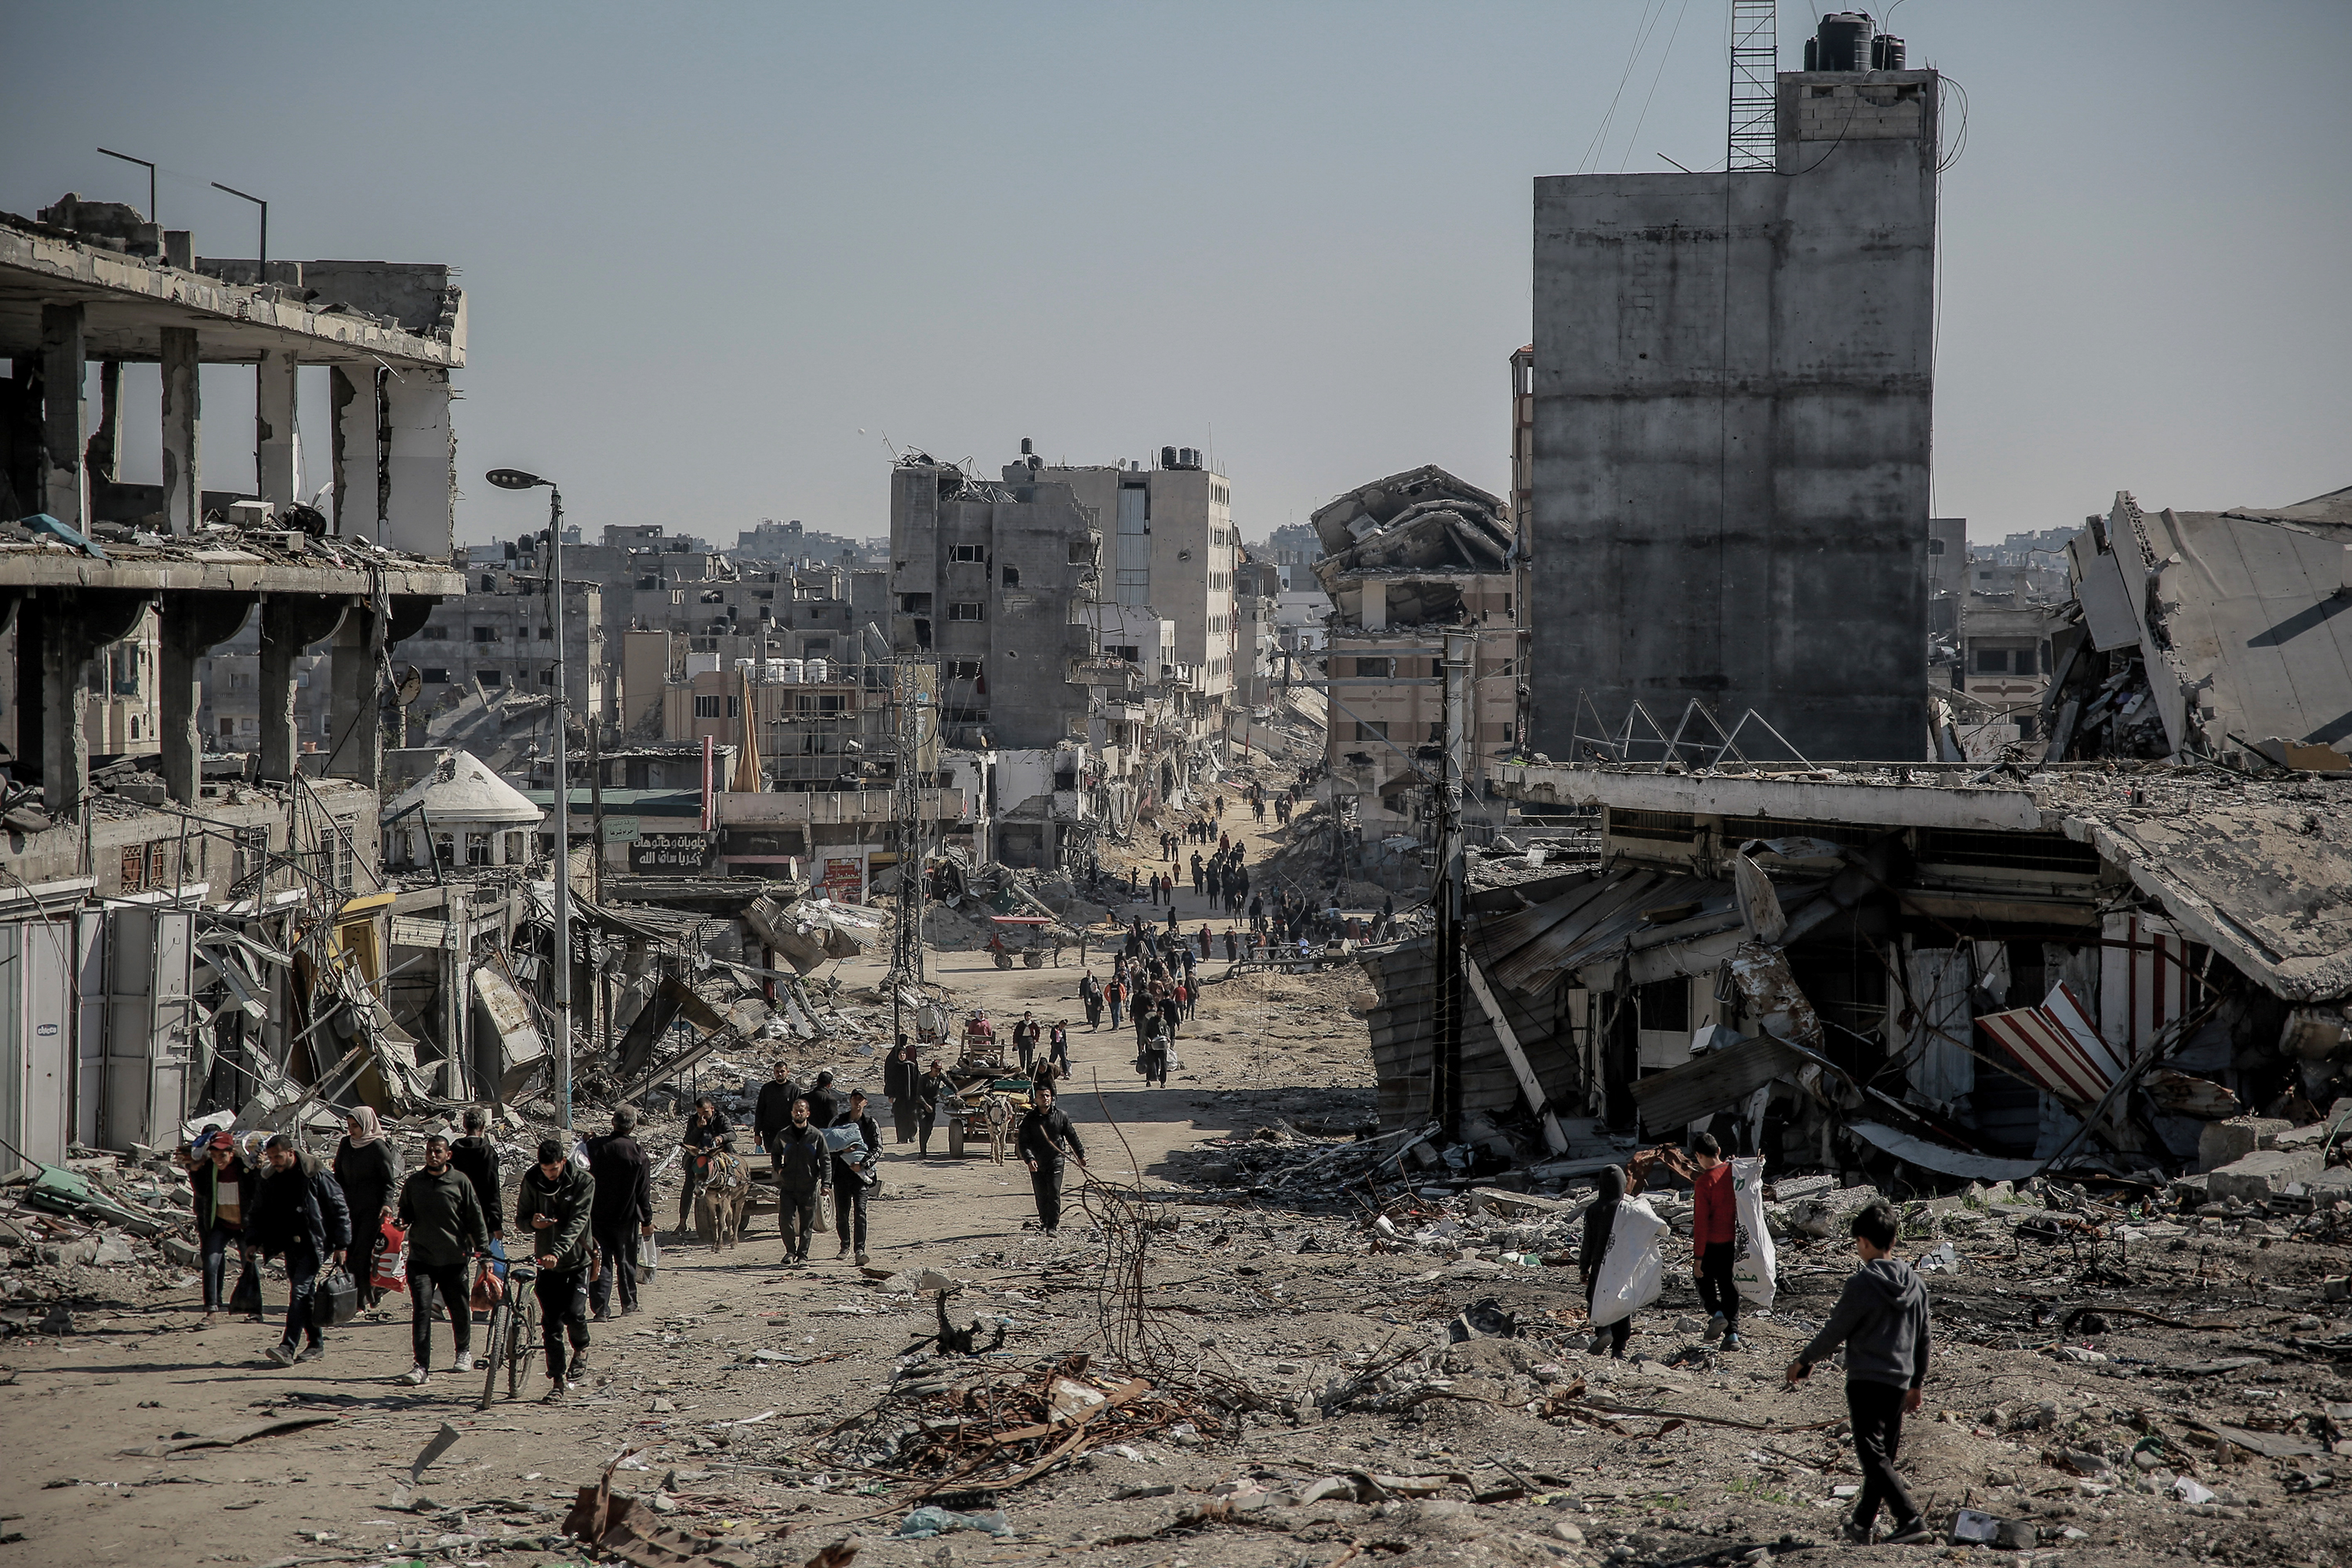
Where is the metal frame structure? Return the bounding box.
[1727,0,1780,172]
[1570,695,1816,771]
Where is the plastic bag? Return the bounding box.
[372,1218,408,1294]
[470,1261,506,1313]
[815,1191,833,1232]
[1588,1195,1667,1327]
[641,1230,660,1283]
[1730,1155,1779,1308]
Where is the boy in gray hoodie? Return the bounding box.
[1785,1201,1931,1544]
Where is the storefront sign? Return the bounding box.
[630,833,714,873]
[822,857,865,903]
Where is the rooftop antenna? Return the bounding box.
[1727,0,1778,172]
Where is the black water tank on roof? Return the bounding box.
[1815,12,1872,71]
[1161,446,1178,469]
[1871,32,1905,70]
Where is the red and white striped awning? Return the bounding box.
[1976,982,2127,1106]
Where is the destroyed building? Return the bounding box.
[0,192,470,1170]
[1309,465,1526,830]
[1529,13,1937,763]
[887,452,1100,751]
[2049,485,2352,769]
[1363,753,2352,1198]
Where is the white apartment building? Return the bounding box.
[1044,447,1236,705]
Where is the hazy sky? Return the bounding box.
[6,2,2346,548]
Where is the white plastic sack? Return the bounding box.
[1730,1155,1778,1308]
[1588,1196,1667,1327]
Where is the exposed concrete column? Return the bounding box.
[328,365,379,539]
[159,595,255,807]
[325,601,384,792]
[38,304,86,528]
[160,328,203,534]
[383,368,454,558]
[258,596,348,784]
[256,349,299,511]
[32,590,148,818]
[89,360,123,484]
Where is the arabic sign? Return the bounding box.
[630,833,714,873]
[822,857,864,903]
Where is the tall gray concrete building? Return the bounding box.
[887,456,1101,750]
[1530,36,1939,761]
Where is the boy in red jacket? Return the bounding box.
[1687,1133,1743,1349]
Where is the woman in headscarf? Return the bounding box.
[1581,1163,1634,1359]
[333,1107,401,1308]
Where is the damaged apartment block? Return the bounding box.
[1388,754,2352,1203]
[1309,466,1526,833]
[0,191,466,1170]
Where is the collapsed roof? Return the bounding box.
[1308,466,1513,590]
[2071,485,2352,765]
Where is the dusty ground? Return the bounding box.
[6,788,2350,1568]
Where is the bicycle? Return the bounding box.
[478,1254,539,1410]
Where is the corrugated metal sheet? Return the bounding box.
[1363,938,1577,1134]
[1626,1034,1809,1134]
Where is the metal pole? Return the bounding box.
[1432,631,1474,1142]
[547,487,573,1132]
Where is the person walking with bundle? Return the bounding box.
[586,1106,654,1319]
[517,1138,595,1402]
[179,1129,258,1326]
[771,1098,827,1265]
[1080,971,1102,1030]
[1785,1201,1933,1546]
[248,1134,351,1366]
[1018,1083,1087,1237]
[332,1108,401,1312]
[394,1133,490,1387]
[1685,1132,1745,1351]
[830,1088,882,1268]
[1580,1163,1635,1358]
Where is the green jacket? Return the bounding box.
[514,1160,596,1269]
[397,1166,490,1269]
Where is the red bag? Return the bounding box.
[372,1218,408,1294]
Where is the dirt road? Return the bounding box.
[8,793,2347,1568]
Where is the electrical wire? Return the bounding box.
[1579,0,1671,176]
[1616,0,1694,173]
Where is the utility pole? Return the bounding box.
[485,466,572,1131]
[887,655,935,1045]
[1432,631,1475,1141]
[546,492,574,1134]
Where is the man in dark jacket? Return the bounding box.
[395,1134,490,1385]
[769,1098,828,1265]
[828,1088,882,1268]
[1786,1202,1933,1545]
[517,1139,596,1401]
[1016,1083,1087,1236]
[804,1069,844,1131]
[248,1134,350,1365]
[675,1095,731,1236]
[586,1106,655,1319]
[754,1062,800,1152]
[449,1109,503,1244]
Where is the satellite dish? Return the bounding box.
[394,665,424,706]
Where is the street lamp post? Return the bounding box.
[487,467,573,1132]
